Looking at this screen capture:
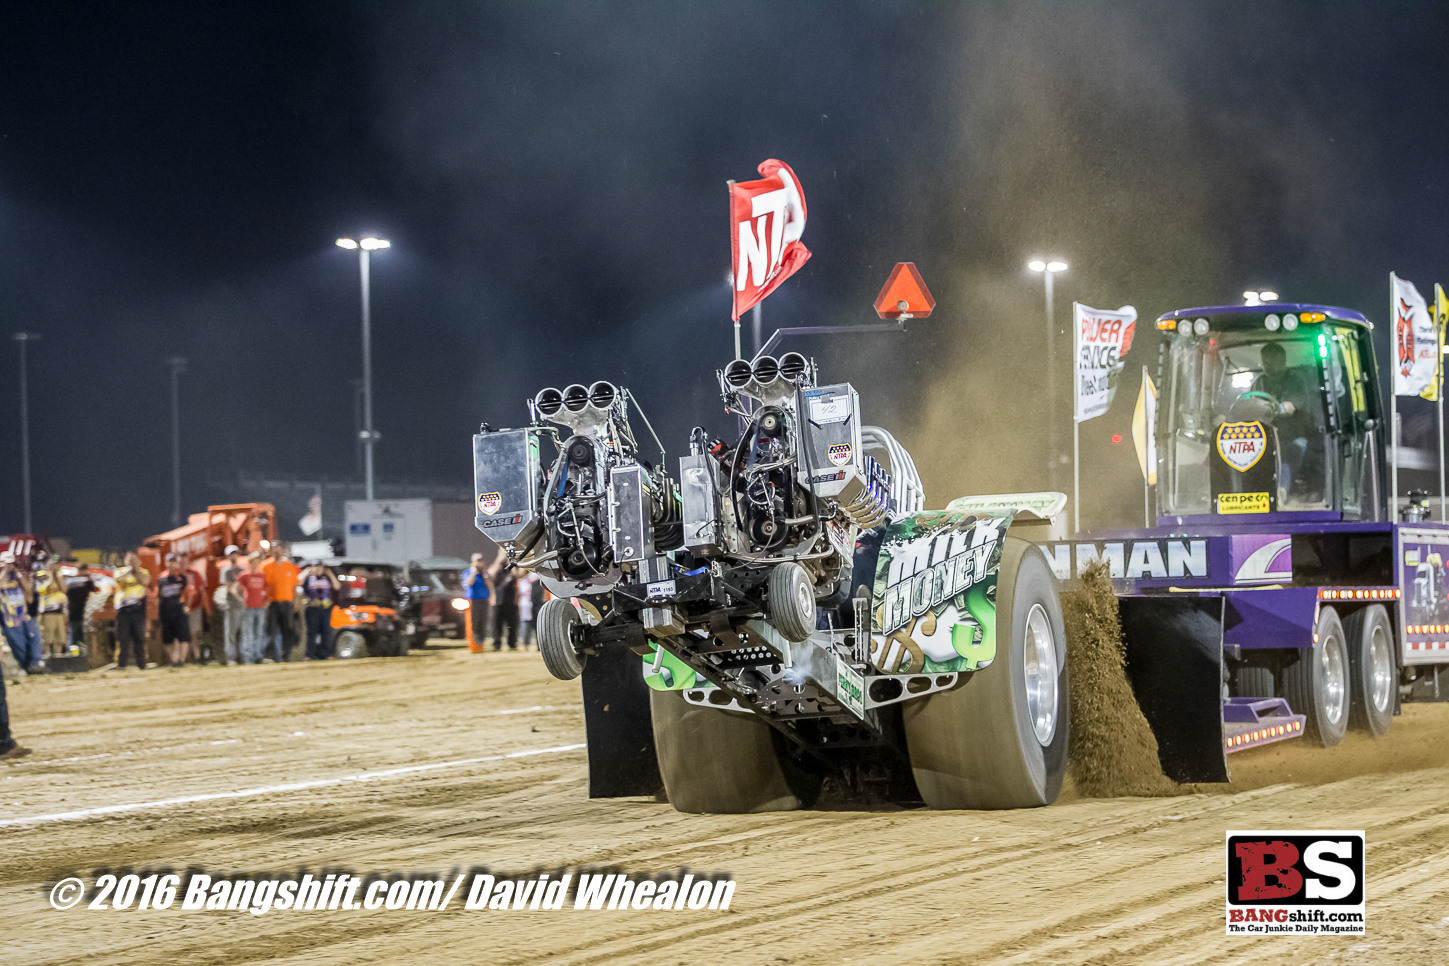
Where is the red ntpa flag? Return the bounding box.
[730,159,810,321]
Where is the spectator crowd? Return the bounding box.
[2,544,543,675]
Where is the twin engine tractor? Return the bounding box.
[473,353,1069,814]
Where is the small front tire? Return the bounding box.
[538,598,585,680]
[768,562,816,643]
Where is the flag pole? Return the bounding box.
[1072,301,1080,535]
[727,179,742,361]
[1391,274,1398,519]
[1438,287,1446,521]
[1142,364,1151,528]
[1074,419,1081,535]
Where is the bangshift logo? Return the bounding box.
[1225,831,1365,935]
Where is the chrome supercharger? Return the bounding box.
[471,380,681,599]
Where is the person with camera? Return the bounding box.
[112,552,151,670]
[0,551,42,674]
[299,561,340,660]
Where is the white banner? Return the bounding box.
[1392,273,1436,397]
[1074,303,1137,422]
[299,488,322,536]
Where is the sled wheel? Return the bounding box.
[902,537,1069,809]
[334,630,366,660]
[650,689,821,814]
[538,598,585,681]
[1344,604,1394,737]
[1283,606,1349,747]
[1235,666,1275,698]
[768,562,816,643]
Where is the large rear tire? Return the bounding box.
[1283,606,1349,747]
[768,562,816,642]
[538,598,585,680]
[1344,604,1394,737]
[902,537,1069,809]
[650,689,820,814]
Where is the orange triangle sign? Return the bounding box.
[873,262,935,319]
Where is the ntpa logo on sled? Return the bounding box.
[1225,831,1365,936]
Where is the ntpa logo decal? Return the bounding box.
[478,492,502,516]
[1225,831,1365,936]
[827,443,852,466]
[1217,421,1267,472]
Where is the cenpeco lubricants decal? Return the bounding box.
[869,509,1011,674]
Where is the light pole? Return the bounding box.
[1028,259,1068,488]
[11,332,40,533]
[349,376,365,479]
[166,356,188,527]
[336,236,390,501]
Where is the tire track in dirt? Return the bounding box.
[7,650,1449,965]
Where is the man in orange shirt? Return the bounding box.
[261,545,300,662]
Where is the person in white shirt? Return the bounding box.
[515,570,537,650]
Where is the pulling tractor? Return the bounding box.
[473,355,1071,812]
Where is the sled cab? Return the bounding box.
[1155,304,1384,522]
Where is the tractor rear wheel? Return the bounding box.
[538,598,585,680]
[902,537,1069,809]
[1344,604,1394,737]
[650,690,820,814]
[1283,606,1349,747]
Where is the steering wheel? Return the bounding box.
[1229,389,1281,421]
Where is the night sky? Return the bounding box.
[2,1,1448,546]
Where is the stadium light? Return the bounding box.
[336,235,391,499]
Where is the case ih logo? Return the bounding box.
[1225,831,1365,936]
[479,513,523,530]
[828,444,852,466]
[478,492,502,516]
[1217,421,1267,472]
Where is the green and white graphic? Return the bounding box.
[870,509,1013,674]
[642,640,697,691]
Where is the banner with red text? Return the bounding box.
[730,159,810,321]
[1074,302,1138,422]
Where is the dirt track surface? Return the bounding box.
[5,647,1449,965]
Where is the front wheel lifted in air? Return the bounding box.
[538,598,585,680]
[767,562,816,643]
